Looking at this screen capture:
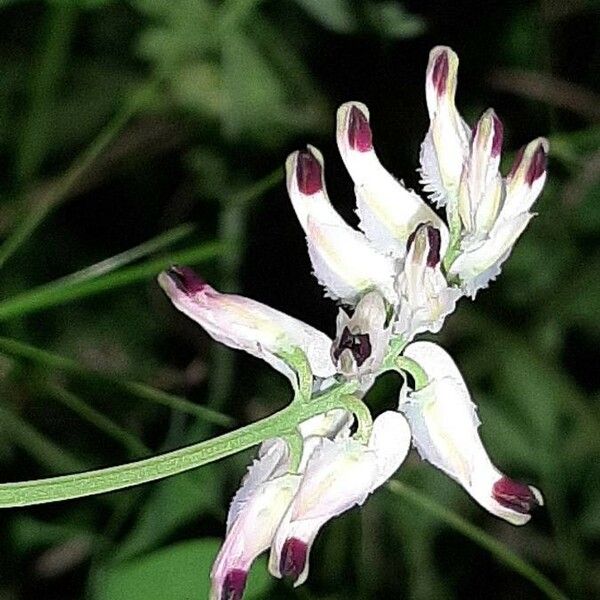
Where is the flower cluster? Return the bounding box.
[158,46,548,600]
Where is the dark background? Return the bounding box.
[0,1,598,598]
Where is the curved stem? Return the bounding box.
[344,396,373,444]
[0,382,354,508]
[395,356,429,390]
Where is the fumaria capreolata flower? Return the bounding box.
[159,45,548,600]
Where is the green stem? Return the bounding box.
[0,390,352,508]
[44,382,150,457]
[16,3,77,184]
[344,395,373,443]
[387,480,568,600]
[0,336,233,427]
[0,241,221,321]
[395,355,429,390]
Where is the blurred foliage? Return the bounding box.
[0,0,598,599]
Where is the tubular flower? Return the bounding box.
[158,266,336,388]
[394,222,461,340]
[269,411,411,586]
[286,147,397,305]
[211,410,352,600]
[399,341,543,525]
[419,45,549,297]
[158,45,548,599]
[449,135,549,296]
[331,290,392,383]
[336,101,448,259]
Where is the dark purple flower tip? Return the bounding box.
[491,112,504,158]
[508,145,525,178]
[221,569,248,600]
[280,537,308,583]
[432,50,449,96]
[166,265,207,294]
[333,327,372,368]
[426,226,442,267]
[525,143,548,186]
[348,105,373,152]
[296,150,323,195]
[492,477,540,515]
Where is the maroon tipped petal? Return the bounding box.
[491,113,504,158]
[280,538,308,582]
[221,569,248,600]
[525,144,548,185]
[426,226,442,267]
[492,477,540,515]
[508,145,525,178]
[432,51,449,96]
[167,265,207,294]
[296,150,323,195]
[348,105,373,152]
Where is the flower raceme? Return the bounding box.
[158,45,549,599]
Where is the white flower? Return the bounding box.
[331,290,392,383]
[336,101,448,259]
[210,408,353,600]
[158,44,549,600]
[268,411,411,585]
[286,146,398,305]
[158,266,337,386]
[418,46,549,297]
[399,341,543,525]
[419,46,471,209]
[449,136,549,296]
[394,223,461,340]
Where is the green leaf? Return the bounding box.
[366,2,426,39]
[293,0,356,33]
[0,241,221,321]
[94,539,272,600]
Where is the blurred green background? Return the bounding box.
[0,0,598,598]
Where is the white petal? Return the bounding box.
[269,411,410,583]
[367,410,411,487]
[286,147,398,305]
[458,109,504,235]
[420,46,471,207]
[449,212,533,297]
[158,267,336,382]
[400,342,543,525]
[336,102,448,258]
[227,438,289,533]
[211,471,301,599]
[394,224,460,339]
[503,137,549,219]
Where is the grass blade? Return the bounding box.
[387,479,569,600]
[0,336,234,428]
[44,382,150,457]
[53,223,195,286]
[0,241,221,321]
